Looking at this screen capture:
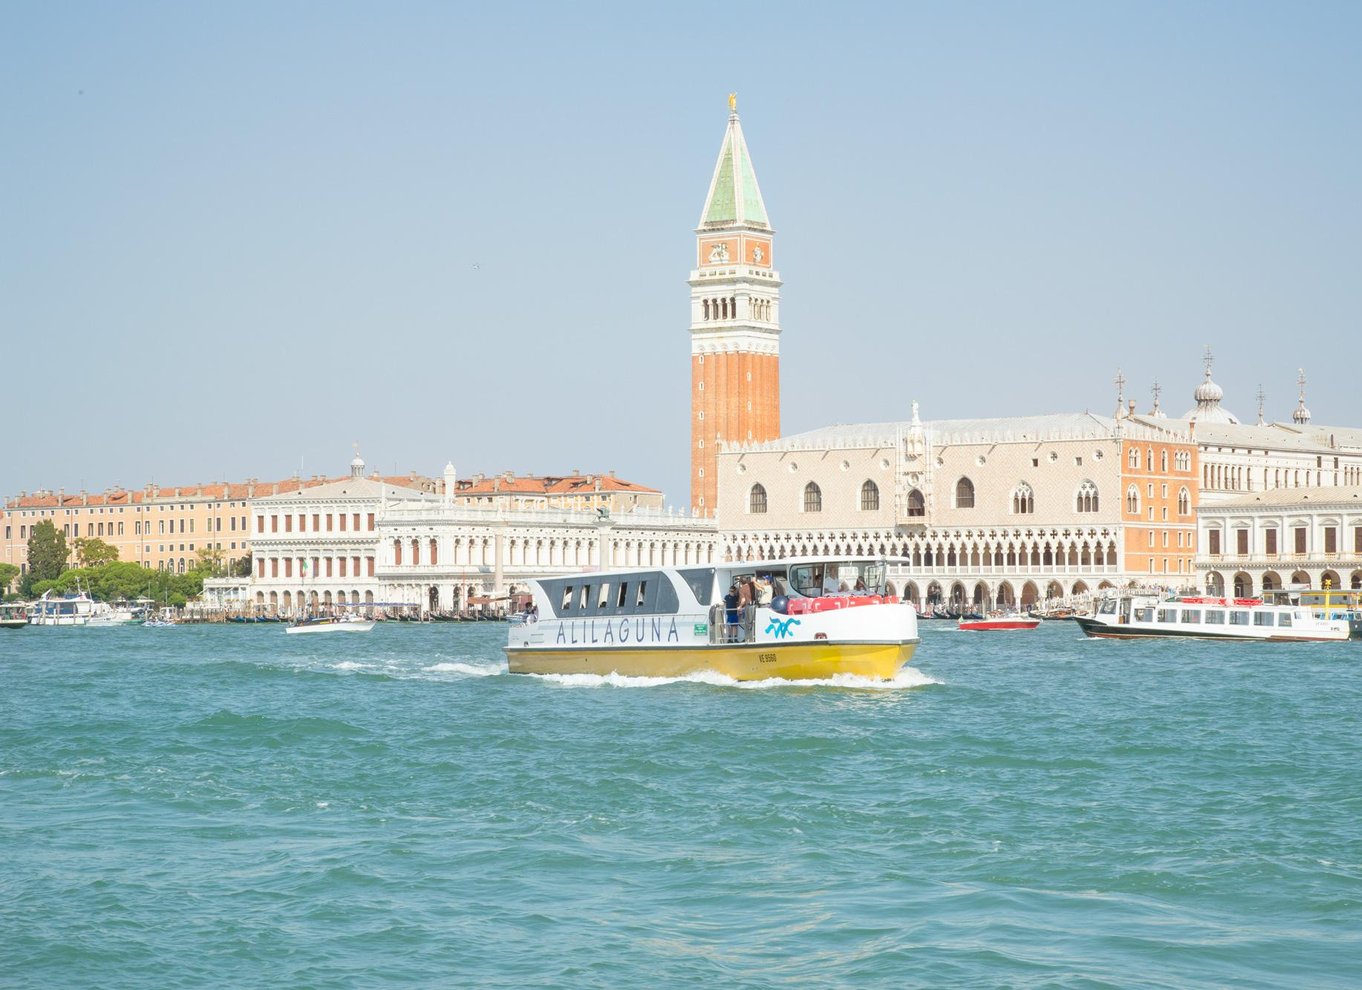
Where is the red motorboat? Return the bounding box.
[958,614,1043,632]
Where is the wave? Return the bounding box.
[421,661,502,677]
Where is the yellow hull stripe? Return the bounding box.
[505,641,918,681]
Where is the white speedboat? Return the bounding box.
[285,614,376,635]
[1077,592,1350,643]
[505,556,919,681]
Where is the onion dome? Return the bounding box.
[1292,369,1311,425]
[1181,352,1239,424]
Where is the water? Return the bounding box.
[3,621,1359,988]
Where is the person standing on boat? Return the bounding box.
[724,584,741,642]
[738,577,757,640]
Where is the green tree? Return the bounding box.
[27,520,68,584]
[196,546,225,575]
[72,537,121,568]
[0,561,21,600]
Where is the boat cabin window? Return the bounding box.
[1229,611,1250,625]
[678,568,716,606]
[1204,609,1226,625]
[788,561,887,597]
[1134,607,1155,622]
[1253,611,1275,627]
[1279,612,1293,627]
[1181,609,1201,624]
[1097,598,1118,615]
[1157,608,1178,623]
[539,572,674,618]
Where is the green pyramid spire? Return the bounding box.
[699,100,770,230]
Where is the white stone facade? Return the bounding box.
[1195,486,1362,596]
[245,470,719,616]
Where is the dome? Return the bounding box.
[1193,375,1223,404]
[1293,400,1311,425]
[1182,364,1239,423]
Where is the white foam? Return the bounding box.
[422,661,501,677]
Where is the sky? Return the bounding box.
[4,1,1360,507]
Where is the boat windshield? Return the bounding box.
[788,561,887,597]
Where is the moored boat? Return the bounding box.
[505,557,919,681]
[27,588,135,626]
[959,613,1043,632]
[1077,592,1350,642]
[1,602,29,629]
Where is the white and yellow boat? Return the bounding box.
[505,557,919,681]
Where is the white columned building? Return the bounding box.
[1195,487,1362,597]
[241,457,719,617]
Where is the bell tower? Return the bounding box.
[689,94,782,514]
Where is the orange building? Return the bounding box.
[690,96,781,514]
[1119,434,1201,580]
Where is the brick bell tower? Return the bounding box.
[689,94,782,514]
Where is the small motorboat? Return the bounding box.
[285,614,375,635]
[958,613,1043,632]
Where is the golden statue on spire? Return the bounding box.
[728,92,737,112]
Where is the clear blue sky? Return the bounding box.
[5,1,1359,506]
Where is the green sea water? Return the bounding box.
[2,621,1359,988]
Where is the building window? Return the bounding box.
[1129,448,1140,469]
[803,482,822,513]
[1012,482,1034,514]
[1178,488,1190,515]
[955,477,975,509]
[1265,528,1278,555]
[906,488,925,517]
[748,484,768,514]
[1076,481,1099,513]
[1236,529,1249,555]
[860,480,880,511]
[1126,485,1140,514]
[1325,527,1337,554]
[1294,527,1307,554]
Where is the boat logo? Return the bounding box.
[765,616,802,639]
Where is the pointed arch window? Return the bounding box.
[1012,482,1035,514]
[1178,487,1191,515]
[955,477,975,509]
[1126,485,1140,514]
[860,480,880,511]
[748,483,768,514]
[803,482,823,513]
[1129,448,1141,469]
[1076,480,1099,513]
[906,488,925,517]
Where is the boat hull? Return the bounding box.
[285,620,376,635]
[959,618,1042,631]
[1075,615,1348,643]
[506,639,917,681]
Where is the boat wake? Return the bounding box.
[534,666,940,691]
